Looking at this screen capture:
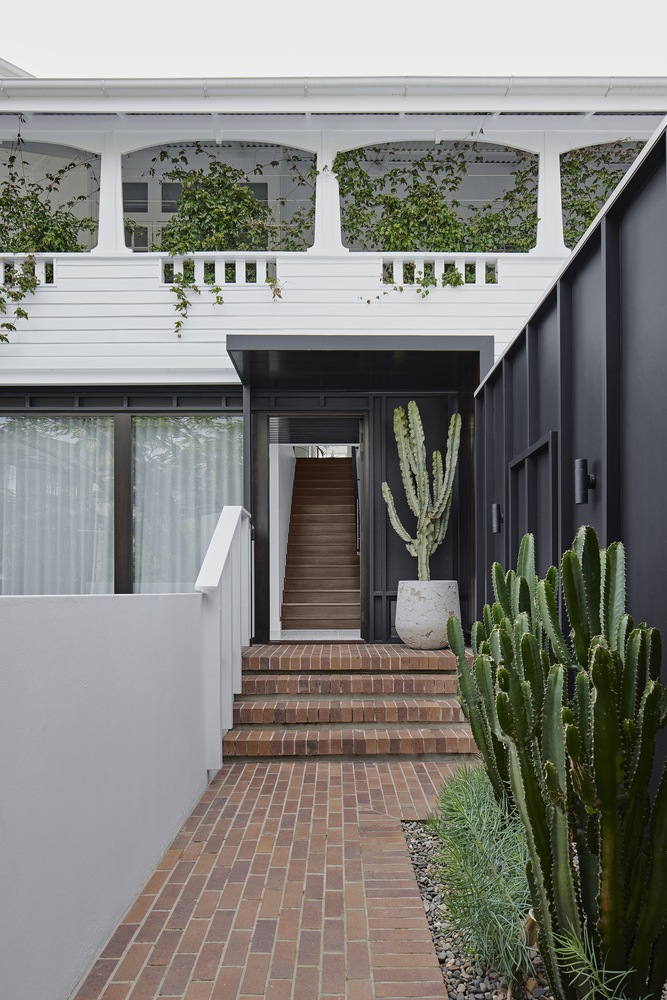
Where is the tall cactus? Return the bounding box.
[381,402,462,581]
[449,527,667,1000]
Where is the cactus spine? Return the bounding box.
[448,527,667,1000]
[381,402,462,581]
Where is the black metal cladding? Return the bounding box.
[475,125,667,775]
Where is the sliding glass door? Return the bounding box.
[133,415,243,592]
[0,416,114,594]
[0,413,243,595]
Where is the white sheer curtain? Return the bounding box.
[0,416,114,594]
[133,415,243,593]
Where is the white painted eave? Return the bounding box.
[0,56,34,79]
[1,75,667,114]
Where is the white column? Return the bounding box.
[91,135,131,255]
[309,137,347,254]
[532,133,568,257]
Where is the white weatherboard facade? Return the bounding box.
[0,75,666,383]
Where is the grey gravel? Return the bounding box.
[403,821,551,1000]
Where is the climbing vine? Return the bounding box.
[332,141,539,254]
[560,139,645,248]
[0,118,98,338]
[145,143,315,331]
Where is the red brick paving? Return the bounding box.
[71,762,454,999]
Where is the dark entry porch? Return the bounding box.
[227,334,493,642]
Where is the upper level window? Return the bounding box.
[122,182,148,214]
[161,182,182,214]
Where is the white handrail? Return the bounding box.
[195,506,252,773]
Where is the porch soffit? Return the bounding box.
[225,334,493,393]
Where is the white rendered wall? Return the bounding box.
[270,444,296,638]
[0,593,207,1000]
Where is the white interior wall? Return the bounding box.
[269,443,296,639]
[0,592,207,1000]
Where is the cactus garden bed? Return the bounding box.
[404,819,552,1000]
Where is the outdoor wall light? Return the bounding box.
[575,459,596,505]
[491,503,503,533]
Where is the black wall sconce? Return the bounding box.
[575,459,596,505]
[491,503,503,533]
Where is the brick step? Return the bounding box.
[282,589,360,604]
[242,644,458,672]
[241,671,459,695]
[233,696,465,725]
[223,724,475,759]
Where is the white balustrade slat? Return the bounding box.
[476,259,486,285]
[255,259,267,284]
[236,259,246,285]
[193,260,205,284]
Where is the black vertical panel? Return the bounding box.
[570,239,605,541]
[489,378,506,572]
[619,157,667,678]
[602,216,622,547]
[510,461,527,559]
[358,416,371,640]
[370,394,385,640]
[252,412,270,642]
[243,384,252,511]
[535,299,559,443]
[114,413,132,594]
[557,282,573,562]
[510,341,528,458]
[457,388,476,630]
[475,393,488,614]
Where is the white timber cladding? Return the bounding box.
[0,81,665,385]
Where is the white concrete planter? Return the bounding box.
[395,580,461,649]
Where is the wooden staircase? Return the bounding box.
[281,457,360,630]
[223,643,476,762]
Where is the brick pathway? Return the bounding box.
[71,761,457,1000]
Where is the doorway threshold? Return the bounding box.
[278,629,362,641]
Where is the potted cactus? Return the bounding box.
[382,401,462,648]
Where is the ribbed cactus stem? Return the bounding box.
[382,402,461,581]
[454,527,667,1000]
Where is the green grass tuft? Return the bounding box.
[429,762,534,986]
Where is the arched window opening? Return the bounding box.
[121,142,316,252]
[333,140,538,253]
